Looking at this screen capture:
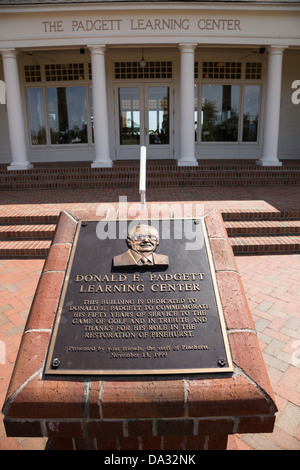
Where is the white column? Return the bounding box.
[177,43,198,167]
[257,45,287,167]
[1,48,32,170]
[88,45,112,168]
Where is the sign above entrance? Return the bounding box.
[1,6,300,48]
[41,17,242,34]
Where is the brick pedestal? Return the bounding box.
[2,208,277,450]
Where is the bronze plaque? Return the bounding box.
[44,219,233,375]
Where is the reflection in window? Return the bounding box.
[90,87,94,143]
[194,85,198,142]
[27,88,46,145]
[47,87,87,144]
[148,87,169,145]
[243,85,260,142]
[119,87,140,145]
[201,85,240,142]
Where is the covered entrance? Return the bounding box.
[1,3,300,169]
[115,84,173,160]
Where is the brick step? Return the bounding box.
[230,235,300,254]
[2,209,299,225]
[2,167,300,176]
[1,178,299,191]
[0,212,59,225]
[2,234,299,257]
[1,164,300,174]
[1,165,299,173]
[1,164,299,190]
[221,209,300,221]
[1,210,300,257]
[0,239,52,258]
[0,224,56,240]
[2,170,299,179]
[225,219,300,236]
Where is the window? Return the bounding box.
[119,87,140,145]
[115,62,172,80]
[45,63,85,82]
[27,88,47,145]
[24,65,42,83]
[47,87,88,144]
[202,62,242,80]
[194,85,198,142]
[194,62,199,79]
[243,85,260,142]
[90,86,94,143]
[24,63,94,147]
[201,85,240,142]
[194,60,262,144]
[148,87,169,145]
[245,62,262,80]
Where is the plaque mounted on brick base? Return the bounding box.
[3,210,277,448]
[44,219,233,375]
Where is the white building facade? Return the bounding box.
[0,0,300,169]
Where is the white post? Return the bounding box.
[1,48,32,170]
[257,45,287,167]
[88,45,113,168]
[177,43,198,167]
[139,146,146,210]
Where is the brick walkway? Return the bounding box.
[1,185,300,211]
[0,254,299,450]
[229,254,300,450]
[0,258,46,450]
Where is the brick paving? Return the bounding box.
[0,258,46,450]
[1,185,300,210]
[228,254,300,450]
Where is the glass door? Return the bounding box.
[146,86,170,148]
[118,87,141,147]
[115,84,172,160]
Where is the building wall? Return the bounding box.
[0,62,11,165]
[0,46,277,164]
[0,47,300,164]
[278,49,300,159]
[0,106,11,165]
[0,2,299,165]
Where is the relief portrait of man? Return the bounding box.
[113,224,169,267]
